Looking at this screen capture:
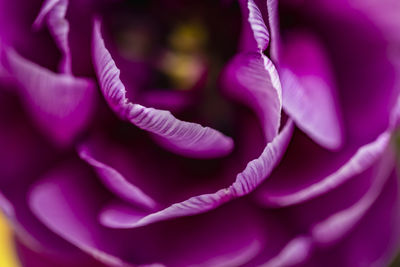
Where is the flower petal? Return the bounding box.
[33,0,71,74]
[15,237,106,267]
[98,120,293,228]
[257,128,391,207]
[239,0,270,52]
[261,236,312,267]
[29,163,133,267]
[304,171,400,266]
[29,166,267,266]
[78,140,158,210]
[281,32,343,150]
[266,0,280,62]
[255,5,400,207]
[222,52,282,142]
[228,119,294,197]
[92,19,233,158]
[311,148,396,245]
[1,47,96,146]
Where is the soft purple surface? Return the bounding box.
[0,0,399,266]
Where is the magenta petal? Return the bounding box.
[99,201,151,228]
[33,0,71,74]
[30,166,266,266]
[98,120,293,229]
[2,48,96,146]
[305,172,400,267]
[257,128,391,207]
[262,236,312,267]
[266,0,280,62]
[78,141,158,210]
[311,149,396,245]
[99,189,233,229]
[239,0,270,52]
[15,238,107,267]
[222,52,282,141]
[281,32,343,150]
[92,19,234,158]
[29,163,132,267]
[229,119,293,196]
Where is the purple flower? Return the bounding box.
[1,0,400,266]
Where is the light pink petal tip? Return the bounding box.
[98,120,293,229]
[33,0,71,74]
[92,19,233,158]
[2,48,95,146]
[239,0,270,52]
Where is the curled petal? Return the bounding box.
[98,120,293,229]
[78,142,158,210]
[222,52,282,141]
[92,19,233,158]
[304,172,400,266]
[29,163,133,267]
[311,149,396,245]
[29,166,267,266]
[229,119,293,196]
[257,128,391,207]
[281,32,343,150]
[1,48,96,146]
[239,0,270,52]
[33,0,71,74]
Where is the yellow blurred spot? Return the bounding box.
[160,52,206,90]
[168,21,208,52]
[0,212,20,267]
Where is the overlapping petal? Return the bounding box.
[1,47,96,145]
[222,52,282,142]
[281,32,343,150]
[33,0,71,74]
[255,3,400,206]
[29,162,274,266]
[303,172,400,267]
[29,163,132,267]
[92,19,234,158]
[93,120,293,229]
[239,0,270,52]
[78,141,158,210]
[257,128,391,207]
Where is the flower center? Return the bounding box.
[102,0,240,92]
[101,0,243,137]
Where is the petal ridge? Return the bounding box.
[33,0,71,74]
[92,19,233,158]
